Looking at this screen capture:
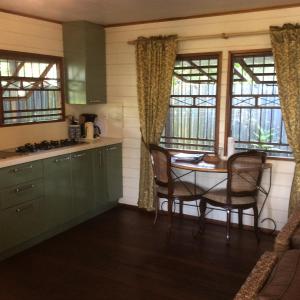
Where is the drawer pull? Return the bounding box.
[72,153,86,159]
[15,184,35,193]
[15,204,34,214]
[54,156,70,163]
[12,165,33,173]
[106,146,118,151]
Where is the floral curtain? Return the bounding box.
[270,24,300,214]
[135,35,177,210]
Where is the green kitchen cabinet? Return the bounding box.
[92,147,109,211]
[63,21,106,104]
[105,144,123,205]
[0,143,122,258]
[43,155,73,230]
[0,160,43,189]
[0,160,44,253]
[71,150,94,217]
[92,144,122,210]
[0,198,42,253]
[0,179,44,210]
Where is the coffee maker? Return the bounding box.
[79,113,101,139]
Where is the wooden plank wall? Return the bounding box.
[105,7,299,229]
[0,12,68,149]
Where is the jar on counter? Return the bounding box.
[68,125,81,140]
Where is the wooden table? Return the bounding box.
[171,157,228,173]
[171,155,272,173]
[170,154,275,231]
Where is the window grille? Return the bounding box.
[161,54,220,152]
[0,51,64,126]
[229,52,292,158]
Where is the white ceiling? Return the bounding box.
[0,0,300,26]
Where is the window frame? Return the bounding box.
[0,49,65,127]
[224,49,293,161]
[161,52,222,154]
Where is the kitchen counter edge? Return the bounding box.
[0,138,123,169]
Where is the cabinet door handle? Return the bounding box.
[15,203,34,214]
[15,184,35,193]
[88,100,101,103]
[72,153,86,159]
[12,165,33,173]
[54,156,70,163]
[106,146,118,151]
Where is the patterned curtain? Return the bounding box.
[270,24,300,214]
[135,35,177,210]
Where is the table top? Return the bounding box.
[171,155,272,173]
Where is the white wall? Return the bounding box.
[0,12,69,149]
[0,9,296,230]
[105,7,299,229]
[0,12,123,150]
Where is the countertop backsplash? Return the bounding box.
[0,121,69,150]
[66,103,123,138]
[0,103,123,151]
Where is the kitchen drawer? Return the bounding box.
[0,179,44,210]
[0,198,41,252]
[0,160,43,189]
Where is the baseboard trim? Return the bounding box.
[117,203,278,235]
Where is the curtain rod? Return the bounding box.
[127,30,269,45]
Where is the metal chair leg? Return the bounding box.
[199,200,207,233]
[226,209,231,242]
[238,208,243,229]
[153,195,159,225]
[253,205,260,243]
[167,198,173,234]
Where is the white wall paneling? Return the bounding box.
[0,9,295,229]
[105,7,298,229]
[0,12,68,149]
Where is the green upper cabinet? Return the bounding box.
[63,21,106,104]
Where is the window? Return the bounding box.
[0,50,65,126]
[228,51,292,158]
[161,53,220,152]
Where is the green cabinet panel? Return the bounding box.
[71,150,93,217]
[92,147,108,210]
[63,21,106,104]
[43,155,73,230]
[92,144,123,210]
[0,198,42,253]
[0,144,122,258]
[0,179,44,210]
[105,144,123,205]
[0,160,43,189]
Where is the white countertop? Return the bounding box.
[0,137,122,169]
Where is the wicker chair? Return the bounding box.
[149,144,205,231]
[274,200,300,256]
[201,150,266,242]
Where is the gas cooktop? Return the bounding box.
[15,139,84,153]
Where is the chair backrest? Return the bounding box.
[149,144,172,189]
[227,150,266,197]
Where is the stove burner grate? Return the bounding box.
[16,139,82,153]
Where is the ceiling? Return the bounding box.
[0,0,300,26]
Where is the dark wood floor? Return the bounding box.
[0,206,274,300]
